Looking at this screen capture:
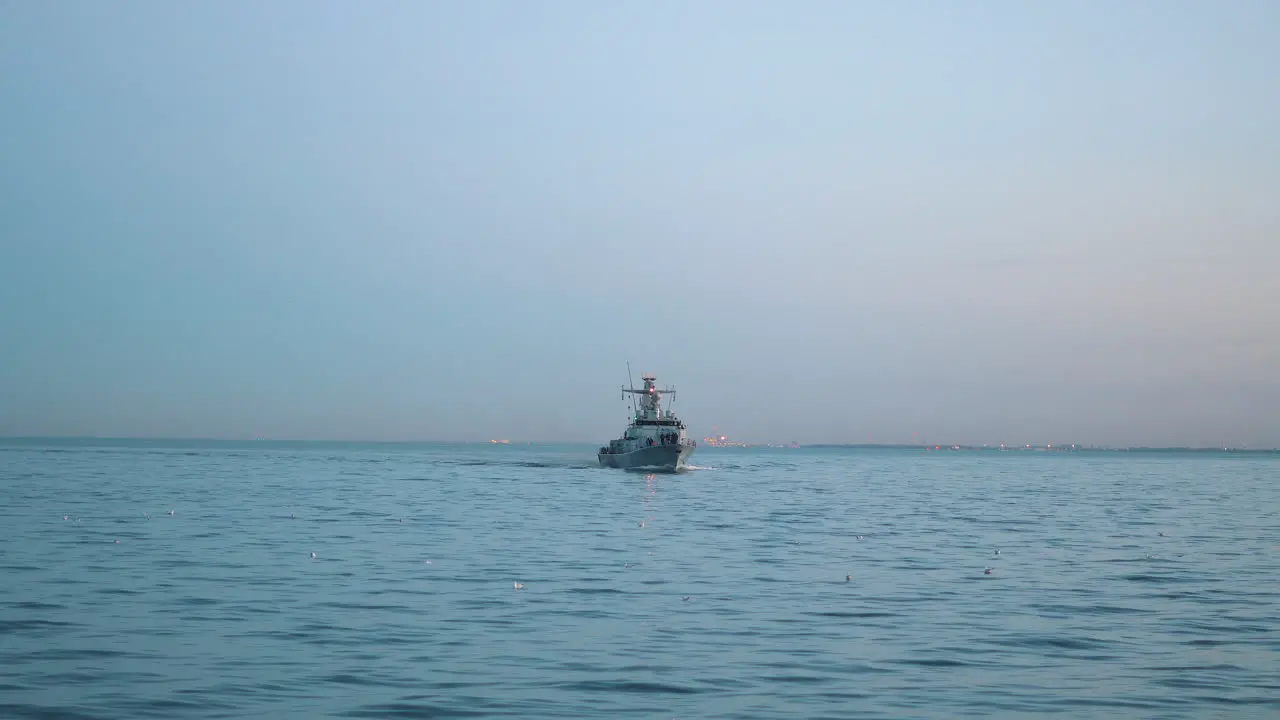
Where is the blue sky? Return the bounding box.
[1,1,1277,446]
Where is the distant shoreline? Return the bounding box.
[801,444,1278,453]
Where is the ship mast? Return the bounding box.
[622,374,676,421]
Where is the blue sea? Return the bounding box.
[2,439,1277,718]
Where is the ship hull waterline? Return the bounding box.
[598,443,694,472]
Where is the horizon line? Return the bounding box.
[0,435,1275,453]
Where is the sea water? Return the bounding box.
[1,439,1277,718]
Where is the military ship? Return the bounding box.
[598,373,696,472]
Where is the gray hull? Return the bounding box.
[598,444,694,472]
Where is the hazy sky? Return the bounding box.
[1,1,1277,447]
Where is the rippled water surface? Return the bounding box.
[2,439,1278,718]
